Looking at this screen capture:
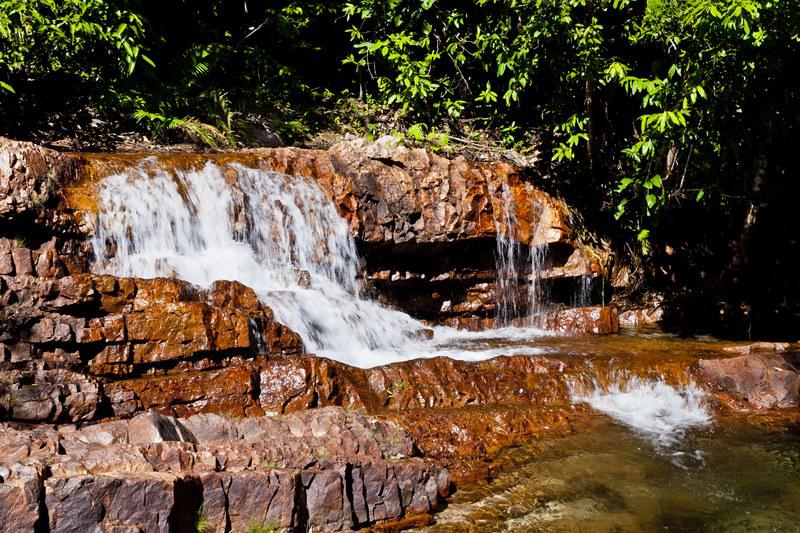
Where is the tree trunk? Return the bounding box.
[727,147,769,285]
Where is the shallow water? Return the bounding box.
[423,422,800,532]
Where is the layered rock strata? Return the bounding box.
[0,407,449,532]
[11,135,798,530]
[66,136,607,323]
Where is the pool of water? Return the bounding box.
[422,421,800,532]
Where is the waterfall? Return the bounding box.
[494,183,546,325]
[574,274,592,308]
[494,183,525,325]
[90,159,546,367]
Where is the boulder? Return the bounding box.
[696,353,800,409]
[45,473,196,533]
[539,306,620,335]
[0,369,100,423]
[0,465,44,532]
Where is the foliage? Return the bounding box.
[195,510,211,533]
[0,0,798,271]
[343,0,800,253]
[247,523,282,533]
[0,0,150,93]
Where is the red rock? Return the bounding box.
[204,470,301,532]
[695,353,800,409]
[105,366,260,418]
[0,238,13,275]
[722,341,792,355]
[619,307,664,327]
[538,306,620,335]
[0,370,100,423]
[0,466,43,531]
[45,473,196,533]
[125,302,251,364]
[34,238,67,278]
[0,136,79,221]
[10,247,33,275]
[0,407,448,532]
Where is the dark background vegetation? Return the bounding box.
[1,0,798,339]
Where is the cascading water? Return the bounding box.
[494,183,546,325]
[494,183,525,325]
[91,159,547,367]
[573,274,592,308]
[570,378,711,449]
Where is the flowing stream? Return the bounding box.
[90,160,548,367]
[87,158,799,530]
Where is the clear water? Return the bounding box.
[422,422,800,532]
[90,160,550,367]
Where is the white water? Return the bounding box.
[494,183,547,325]
[571,379,711,448]
[91,160,548,367]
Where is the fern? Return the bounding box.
[133,109,229,148]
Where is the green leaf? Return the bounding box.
[696,189,705,201]
[406,123,425,141]
[645,194,658,208]
[0,81,15,94]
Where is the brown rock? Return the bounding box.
[0,238,13,275]
[45,473,197,533]
[619,307,664,328]
[722,341,792,355]
[0,465,44,531]
[127,412,195,445]
[302,468,352,530]
[0,137,79,222]
[34,238,67,278]
[125,302,251,364]
[539,306,620,335]
[696,353,800,409]
[0,406,448,532]
[10,247,34,275]
[0,370,100,423]
[106,366,259,418]
[224,470,299,531]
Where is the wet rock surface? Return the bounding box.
[66,136,606,323]
[695,352,800,409]
[0,273,303,423]
[3,136,800,530]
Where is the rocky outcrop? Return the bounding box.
[695,353,800,409]
[0,272,302,423]
[65,136,607,323]
[438,305,620,334]
[0,137,79,226]
[4,135,800,530]
[0,407,449,532]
